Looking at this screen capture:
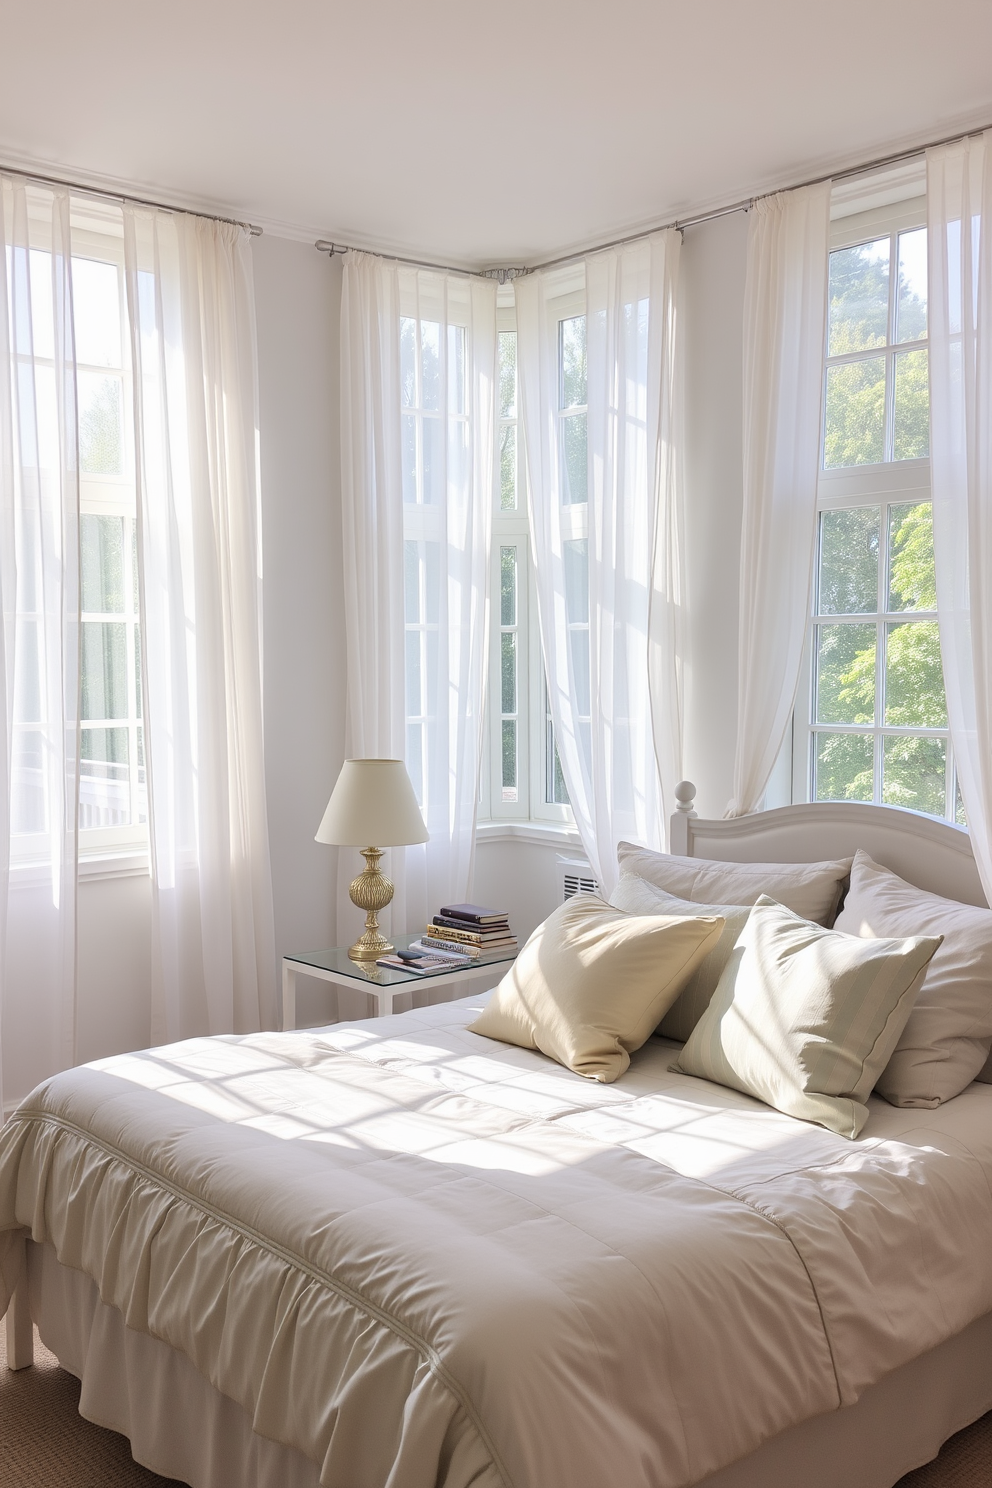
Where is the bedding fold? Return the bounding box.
[2,999,991,1488]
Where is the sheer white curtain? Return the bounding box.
[123,207,275,1043]
[728,182,831,817]
[515,231,682,894]
[0,178,79,1113]
[928,132,992,904]
[339,252,495,939]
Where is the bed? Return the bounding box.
[2,791,992,1488]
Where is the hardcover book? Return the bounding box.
[438,903,509,925]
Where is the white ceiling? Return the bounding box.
[3,0,992,268]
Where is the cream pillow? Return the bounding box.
[616,842,852,926]
[469,893,724,1082]
[977,1050,992,1084]
[676,896,941,1138]
[833,850,992,1107]
[609,874,750,1042]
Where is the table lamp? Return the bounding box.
[315,759,429,961]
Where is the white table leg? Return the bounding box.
[282,961,297,1032]
[5,1243,33,1370]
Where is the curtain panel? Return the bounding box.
[124,207,276,1042]
[0,178,80,1113]
[928,132,992,905]
[338,251,496,940]
[728,182,831,818]
[515,231,682,894]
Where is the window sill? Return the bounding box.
[79,849,150,882]
[9,849,150,888]
[476,820,582,849]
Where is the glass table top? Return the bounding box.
[285,934,517,987]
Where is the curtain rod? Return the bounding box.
[0,161,263,236]
[316,117,992,280]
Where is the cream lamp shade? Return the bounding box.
[315,760,428,961]
[315,759,429,848]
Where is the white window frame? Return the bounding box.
[9,212,148,868]
[481,291,577,826]
[791,184,958,820]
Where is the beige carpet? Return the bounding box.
[2,1323,991,1487]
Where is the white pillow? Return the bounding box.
[609,874,750,1043]
[469,893,724,1082]
[833,850,992,1107]
[676,896,941,1138]
[616,842,852,926]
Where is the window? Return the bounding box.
[10,210,147,861]
[74,244,146,848]
[795,182,961,822]
[482,298,576,823]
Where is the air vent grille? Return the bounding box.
[556,856,600,903]
[563,871,598,900]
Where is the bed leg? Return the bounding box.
[5,1244,33,1370]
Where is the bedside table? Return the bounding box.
[282,934,516,1029]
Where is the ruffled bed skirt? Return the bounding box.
[21,1237,992,1488]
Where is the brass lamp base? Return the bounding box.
[348,846,394,960]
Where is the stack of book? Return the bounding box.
[411,903,517,962]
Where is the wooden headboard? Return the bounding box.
[668,782,987,909]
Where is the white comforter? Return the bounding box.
[2,994,992,1488]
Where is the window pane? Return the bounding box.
[828,239,890,355]
[72,257,121,367]
[421,321,440,411]
[11,728,46,833]
[882,734,946,817]
[81,514,125,613]
[884,621,946,727]
[404,541,420,623]
[547,721,569,804]
[498,330,517,419]
[893,348,929,460]
[447,325,465,416]
[501,719,517,798]
[401,412,417,503]
[422,415,443,504]
[400,317,417,408]
[815,623,875,724]
[501,632,516,714]
[499,424,516,510]
[79,726,130,828]
[560,315,586,408]
[896,228,928,343]
[563,539,589,623]
[814,731,874,802]
[956,777,967,827]
[81,621,127,720]
[888,502,935,612]
[571,631,591,717]
[78,371,123,475]
[405,630,422,716]
[500,546,516,626]
[561,412,587,504]
[824,358,886,467]
[818,507,878,614]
